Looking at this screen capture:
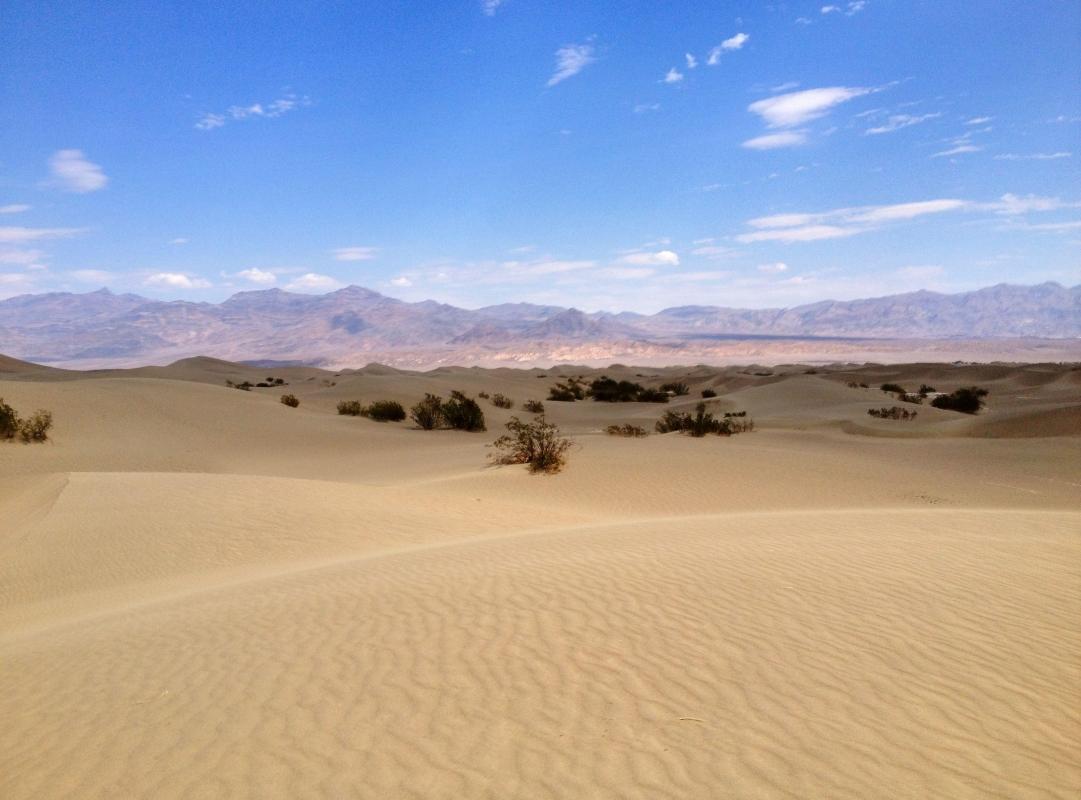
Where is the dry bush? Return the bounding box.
[18,410,53,443]
[548,377,587,402]
[701,388,717,398]
[442,391,486,431]
[659,381,690,396]
[0,398,19,440]
[363,400,407,422]
[868,406,918,420]
[490,393,514,409]
[337,400,364,416]
[656,403,754,437]
[523,399,545,414]
[491,416,571,473]
[931,387,988,414]
[280,394,300,408]
[606,424,648,437]
[410,393,444,429]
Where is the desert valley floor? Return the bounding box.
[1,355,1079,799]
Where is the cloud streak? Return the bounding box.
[547,43,596,86]
[48,150,108,193]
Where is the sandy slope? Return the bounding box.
[1,360,1079,798]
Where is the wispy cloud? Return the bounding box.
[48,149,108,193]
[169,237,189,245]
[986,193,1076,215]
[994,151,1071,161]
[145,272,212,289]
[333,246,378,261]
[633,102,661,114]
[0,204,30,214]
[685,53,697,70]
[196,93,309,131]
[547,43,596,87]
[707,32,749,65]
[481,0,505,16]
[663,68,683,84]
[932,144,981,158]
[757,262,789,273]
[0,226,86,243]
[390,276,412,287]
[965,116,992,125]
[285,272,344,291]
[749,86,872,128]
[865,112,940,135]
[0,248,46,266]
[237,267,277,285]
[737,198,967,242]
[69,269,115,283]
[823,2,866,15]
[617,250,679,266]
[742,131,808,150]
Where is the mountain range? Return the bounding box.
[1,282,1078,369]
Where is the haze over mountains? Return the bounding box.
[2,282,1078,369]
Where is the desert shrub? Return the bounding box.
[18,410,53,443]
[931,387,988,415]
[269,377,286,386]
[606,424,648,437]
[918,384,936,397]
[478,391,490,399]
[523,399,545,414]
[363,400,407,422]
[226,380,253,391]
[724,410,747,417]
[701,388,717,398]
[589,377,642,402]
[548,377,587,401]
[256,382,271,388]
[491,416,571,473]
[659,381,690,396]
[804,369,818,374]
[0,398,19,440]
[410,393,444,430]
[490,393,514,409]
[635,388,670,403]
[868,406,918,420]
[280,394,299,407]
[442,390,486,431]
[337,400,364,416]
[846,381,860,388]
[656,403,753,437]
[880,382,905,395]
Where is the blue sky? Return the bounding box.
[1,0,1078,311]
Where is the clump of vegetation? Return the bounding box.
[363,400,407,422]
[491,416,572,473]
[548,377,587,401]
[659,381,690,396]
[588,377,669,403]
[918,384,936,398]
[846,381,870,389]
[280,394,300,408]
[931,386,989,415]
[477,391,490,399]
[441,391,486,431]
[606,424,648,437]
[724,410,747,418]
[880,382,906,395]
[868,406,918,420]
[655,402,754,437]
[410,393,444,430]
[226,379,254,391]
[523,399,545,414]
[337,400,364,416]
[256,377,288,388]
[701,388,717,398]
[490,393,514,409]
[0,399,53,443]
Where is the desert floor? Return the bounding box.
[1,355,1079,799]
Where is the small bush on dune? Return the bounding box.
[523,399,545,414]
[659,381,690,396]
[635,387,670,403]
[0,398,19,440]
[656,403,754,437]
[442,391,486,431]
[490,393,514,409]
[701,388,717,398]
[588,377,669,403]
[868,406,917,420]
[880,382,905,395]
[931,386,989,415]
[363,400,407,422]
[337,400,364,416]
[491,416,571,473]
[478,391,490,399]
[410,393,444,430]
[280,394,300,408]
[548,377,587,401]
[918,384,936,397]
[18,410,53,442]
[226,380,254,391]
[606,424,648,437]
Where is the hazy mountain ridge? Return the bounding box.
[1,282,1077,367]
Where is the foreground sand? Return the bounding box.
[1,358,1079,798]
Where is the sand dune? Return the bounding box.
[1,358,1079,798]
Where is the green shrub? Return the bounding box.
[0,398,19,440]
[18,410,53,443]
[410,393,444,430]
[491,416,571,473]
[442,391,486,431]
[337,400,364,416]
[280,394,300,408]
[606,424,648,437]
[659,381,690,396]
[363,400,407,422]
[701,388,717,398]
[523,399,545,414]
[490,393,514,409]
[931,387,988,415]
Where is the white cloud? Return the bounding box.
[664,68,683,84]
[633,102,661,114]
[333,246,378,261]
[749,86,872,128]
[987,193,1069,215]
[965,116,992,125]
[932,144,981,158]
[771,81,800,93]
[237,267,277,285]
[600,267,655,280]
[821,5,840,13]
[196,94,309,131]
[285,272,344,291]
[742,131,808,150]
[707,32,749,65]
[618,250,679,267]
[0,226,86,243]
[145,272,212,289]
[169,237,189,245]
[0,204,30,214]
[0,248,46,265]
[737,225,859,243]
[691,245,736,259]
[547,43,596,87]
[512,259,596,275]
[739,199,967,242]
[845,1,866,14]
[48,149,108,193]
[847,199,967,223]
[685,53,697,69]
[895,265,943,280]
[994,152,1071,161]
[390,276,412,287]
[481,0,505,15]
[757,262,789,273]
[865,112,940,135]
[69,269,115,283]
